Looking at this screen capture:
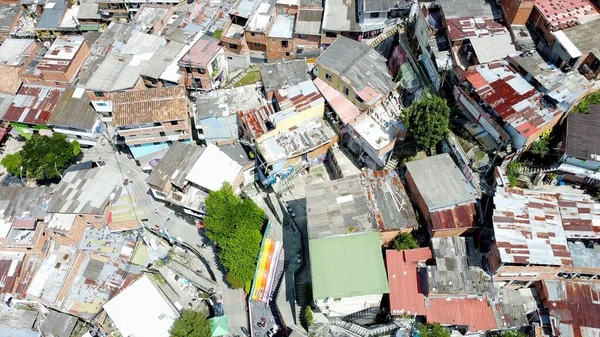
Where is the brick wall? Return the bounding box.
[246,31,267,51]
[266,37,295,61]
[502,0,534,25]
[20,41,90,87]
[295,34,320,52]
[321,32,339,45]
[529,7,555,45]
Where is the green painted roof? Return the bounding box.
[309,232,389,300]
[209,316,230,337]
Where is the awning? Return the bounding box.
[209,316,230,337]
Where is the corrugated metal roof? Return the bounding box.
[316,36,396,105]
[260,60,310,92]
[464,61,563,140]
[0,252,24,294]
[146,142,205,190]
[3,85,64,125]
[47,85,98,129]
[47,166,123,215]
[541,279,600,337]
[405,154,477,211]
[310,232,389,300]
[493,187,573,266]
[112,86,188,126]
[386,249,498,331]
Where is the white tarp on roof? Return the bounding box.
[470,34,517,64]
[185,143,243,191]
[103,275,178,337]
[553,31,583,59]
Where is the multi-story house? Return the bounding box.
[314,36,403,168]
[179,37,228,92]
[489,167,600,288]
[47,85,105,147]
[112,86,192,164]
[0,187,53,257]
[405,154,479,238]
[147,143,244,217]
[34,0,79,39]
[19,35,90,88]
[295,0,322,57]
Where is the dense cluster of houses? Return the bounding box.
[0,0,599,335]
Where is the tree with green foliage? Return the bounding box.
[506,161,523,188]
[1,134,80,181]
[418,323,451,337]
[204,183,266,289]
[1,153,22,177]
[392,232,418,250]
[529,137,550,158]
[170,310,211,337]
[575,91,600,113]
[405,94,450,150]
[305,306,314,325]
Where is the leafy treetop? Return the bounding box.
[418,323,451,337]
[170,310,210,337]
[204,183,266,289]
[392,232,418,250]
[1,134,80,181]
[405,94,451,150]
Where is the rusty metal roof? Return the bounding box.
[493,187,573,266]
[464,61,564,140]
[541,279,600,337]
[3,85,64,125]
[112,86,188,126]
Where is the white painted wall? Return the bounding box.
[315,294,383,317]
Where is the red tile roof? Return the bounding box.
[3,85,63,125]
[386,249,498,331]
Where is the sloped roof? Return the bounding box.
[386,249,498,331]
[309,232,389,300]
[47,166,123,215]
[405,154,477,211]
[47,86,97,129]
[260,60,310,92]
[541,280,600,337]
[306,169,417,239]
[565,105,600,161]
[209,316,230,337]
[146,142,205,190]
[316,36,396,105]
[112,86,187,126]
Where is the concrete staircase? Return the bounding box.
[367,21,404,47]
[518,163,560,175]
[330,318,372,336]
[342,307,380,322]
